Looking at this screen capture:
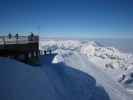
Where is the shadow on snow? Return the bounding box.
[39,54,110,100]
[0,54,110,100]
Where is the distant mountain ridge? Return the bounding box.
[40,39,133,93]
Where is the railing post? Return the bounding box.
[3,36,6,48]
[15,33,19,44]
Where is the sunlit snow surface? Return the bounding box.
[40,39,133,96]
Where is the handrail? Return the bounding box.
[0,36,39,45]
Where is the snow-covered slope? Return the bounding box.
[0,57,111,100]
[40,39,133,96]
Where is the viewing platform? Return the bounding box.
[0,33,39,64]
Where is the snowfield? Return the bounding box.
[40,39,133,98]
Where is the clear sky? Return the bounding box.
[0,0,133,38]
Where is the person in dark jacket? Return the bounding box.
[15,33,19,40]
[8,33,12,39]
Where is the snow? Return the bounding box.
[40,39,133,99]
[0,56,111,100]
[1,39,133,100]
[39,40,81,51]
[40,39,133,76]
[40,39,133,72]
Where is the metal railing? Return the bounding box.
[0,35,39,45]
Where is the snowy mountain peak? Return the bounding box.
[88,41,103,47]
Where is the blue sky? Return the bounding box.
[0,0,133,38]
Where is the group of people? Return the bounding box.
[39,50,52,55]
[44,50,52,55]
[8,33,35,41]
[8,33,19,39]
